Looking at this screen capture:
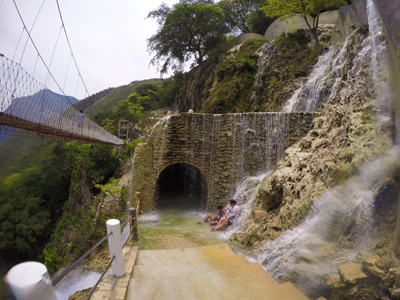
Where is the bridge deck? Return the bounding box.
[0,112,122,146]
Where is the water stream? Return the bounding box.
[283,38,348,113]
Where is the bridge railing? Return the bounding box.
[5,209,139,300]
[0,55,123,146]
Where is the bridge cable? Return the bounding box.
[62,54,73,91]
[55,0,100,115]
[18,0,46,66]
[12,28,25,61]
[12,0,76,107]
[45,26,63,87]
[32,54,40,77]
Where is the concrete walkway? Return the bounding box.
[126,243,310,300]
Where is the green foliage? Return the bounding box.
[0,139,119,267]
[247,3,276,34]
[147,1,229,74]
[127,82,160,110]
[114,100,144,123]
[261,0,347,48]
[202,38,265,113]
[81,79,162,118]
[119,139,141,162]
[0,136,53,178]
[157,74,184,108]
[95,178,121,203]
[218,0,271,33]
[93,81,162,135]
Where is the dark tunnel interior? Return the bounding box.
[155,163,207,208]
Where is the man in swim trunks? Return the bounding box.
[212,199,240,231]
[197,205,225,225]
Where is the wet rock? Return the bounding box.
[327,273,345,289]
[254,210,268,223]
[391,288,400,300]
[383,268,398,287]
[362,254,386,278]
[68,288,91,300]
[338,263,368,284]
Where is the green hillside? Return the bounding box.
[75,78,162,117]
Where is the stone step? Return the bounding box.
[132,254,250,278]
[233,282,310,300]
[127,262,278,300]
[135,243,235,266]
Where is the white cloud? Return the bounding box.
[0,0,177,99]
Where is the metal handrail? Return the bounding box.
[52,231,113,285]
[123,224,136,248]
[52,213,133,286]
[121,215,132,228]
[85,255,116,300]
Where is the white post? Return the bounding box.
[5,262,57,300]
[106,219,125,277]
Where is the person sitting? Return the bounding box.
[197,205,225,225]
[212,199,240,231]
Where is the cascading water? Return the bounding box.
[152,116,172,171]
[247,0,397,297]
[282,37,349,113]
[254,148,399,295]
[220,172,271,239]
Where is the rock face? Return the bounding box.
[231,24,393,245]
[331,0,367,44]
[339,263,368,284]
[131,113,315,211]
[176,30,321,115]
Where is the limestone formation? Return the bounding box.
[362,254,386,278]
[232,25,392,246]
[339,263,368,284]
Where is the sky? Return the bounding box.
[0,0,178,100]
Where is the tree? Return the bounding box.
[157,74,184,108]
[147,1,229,74]
[261,0,346,49]
[218,0,258,33]
[119,139,141,162]
[95,178,123,204]
[247,0,276,34]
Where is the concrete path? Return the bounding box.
[126,243,310,300]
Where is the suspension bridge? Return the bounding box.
[0,55,123,146]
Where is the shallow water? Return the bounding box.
[54,268,101,300]
[133,208,232,250]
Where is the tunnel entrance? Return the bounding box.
[155,163,207,208]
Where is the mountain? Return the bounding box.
[4,89,79,122]
[0,89,79,143]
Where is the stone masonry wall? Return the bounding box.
[131,112,316,211]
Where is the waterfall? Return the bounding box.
[254,147,399,293]
[152,116,172,171]
[248,0,397,296]
[220,172,272,239]
[283,38,349,112]
[366,0,395,125]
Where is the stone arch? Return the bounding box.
[155,163,208,209]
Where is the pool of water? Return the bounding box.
[132,207,247,252]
